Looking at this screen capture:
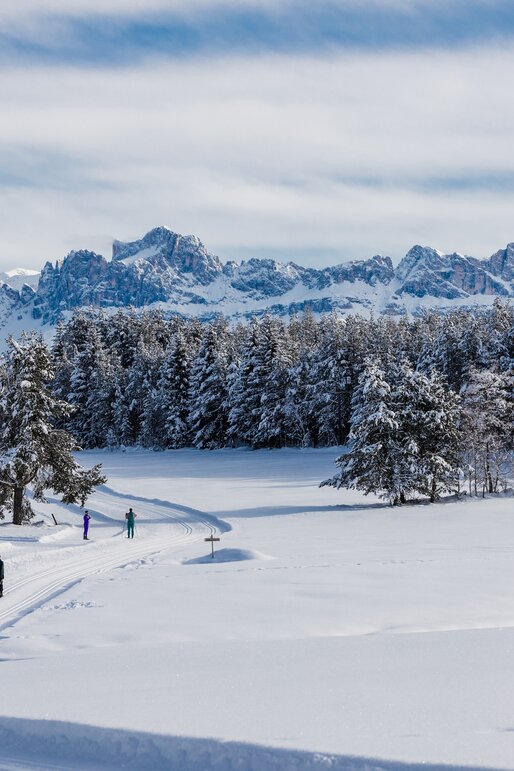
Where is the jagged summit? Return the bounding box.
[112,227,222,283]
[396,243,512,299]
[488,242,514,282]
[0,227,513,328]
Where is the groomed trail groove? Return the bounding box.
[0,485,229,631]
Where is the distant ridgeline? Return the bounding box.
[1,226,514,329]
[50,303,514,500]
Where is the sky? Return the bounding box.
[1,0,514,270]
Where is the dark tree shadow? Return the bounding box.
[0,716,504,771]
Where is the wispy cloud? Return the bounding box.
[1,43,514,270]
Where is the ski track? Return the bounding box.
[0,487,228,632]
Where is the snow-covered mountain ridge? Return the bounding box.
[1,227,514,329]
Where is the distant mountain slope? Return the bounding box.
[1,227,513,332]
[0,269,40,292]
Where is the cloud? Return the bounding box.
[0,1,455,20]
[1,45,514,270]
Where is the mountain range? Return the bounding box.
[1,227,513,333]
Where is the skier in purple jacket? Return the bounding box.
[83,510,91,540]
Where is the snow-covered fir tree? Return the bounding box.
[0,333,105,525]
[124,339,165,446]
[189,318,230,449]
[157,329,193,448]
[460,368,512,494]
[67,324,114,448]
[227,319,260,447]
[309,314,354,446]
[393,362,461,501]
[251,316,293,448]
[322,359,462,504]
[285,346,318,447]
[321,359,405,504]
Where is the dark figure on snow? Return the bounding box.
[0,555,4,597]
[125,508,136,538]
[83,510,91,540]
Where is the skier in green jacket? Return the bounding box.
[125,508,136,538]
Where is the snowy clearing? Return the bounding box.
[0,448,513,770]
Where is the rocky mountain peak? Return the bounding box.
[112,226,222,283]
[112,226,177,261]
[395,244,511,299]
[487,243,514,282]
[1,227,514,328]
[395,245,445,283]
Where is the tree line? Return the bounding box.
[45,302,513,503]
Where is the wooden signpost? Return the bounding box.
[205,534,220,558]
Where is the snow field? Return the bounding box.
[0,448,513,769]
[0,485,225,633]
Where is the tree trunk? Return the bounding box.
[13,485,24,526]
[485,442,494,494]
[336,390,343,445]
[430,474,437,503]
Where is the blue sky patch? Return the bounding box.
[3,1,514,66]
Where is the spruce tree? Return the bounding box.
[67,324,114,448]
[227,319,260,446]
[321,359,404,503]
[157,330,192,448]
[286,348,318,447]
[310,314,354,446]
[0,334,105,525]
[189,319,229,449]
[253,316,292,448]
[393,362,461,501]
[461,369,511,494]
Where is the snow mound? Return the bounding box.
[39,525,75,543]
[183,547,272,565]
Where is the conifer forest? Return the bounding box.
[41,301,514,504]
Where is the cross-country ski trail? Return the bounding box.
[0,485,230,631]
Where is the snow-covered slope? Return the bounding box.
[2,227,514,332]
[1,448,514,769]
[0,269,40,292]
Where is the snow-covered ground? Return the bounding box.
[0,448,513,770]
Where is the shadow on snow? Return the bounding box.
[0,717,504,771]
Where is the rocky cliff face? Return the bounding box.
[395,245,511,299]
[2,227,513,326]
[487,243,514,284]
[29,230,403,322]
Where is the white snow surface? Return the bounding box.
[0,447,513,770]
[117,245,161,266]
[0,269,40,291]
